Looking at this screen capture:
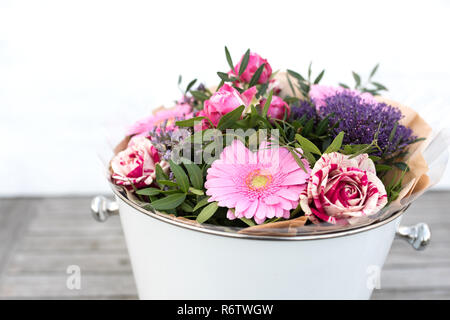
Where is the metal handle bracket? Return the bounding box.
[91,196,119,222]
[396,223,431,250]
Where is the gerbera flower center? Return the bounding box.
[245,169,272,190]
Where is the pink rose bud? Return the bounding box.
[300,152,388,225]
[260,96,290,120]
[201,84,256,127]
[111,136,169,189]
[232,52,272,84]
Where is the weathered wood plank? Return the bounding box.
[16,235,128,252]
[5,253,132,274]
[0,274,137,298]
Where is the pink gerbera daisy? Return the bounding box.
[205,140,311,224]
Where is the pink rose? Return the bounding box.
[200,84,256,127]
[309,84,377,109]
[300,152,387,225]
[260,95,290,120]
[111,136,169,189]
[127,103,193,136]
[231,52,272,84]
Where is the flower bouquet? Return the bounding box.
[100,47,449,299]
[109,48,446,235]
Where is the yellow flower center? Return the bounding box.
[245,169,272,190]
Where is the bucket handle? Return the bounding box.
[395,223,431,251]
[91,196,119,222]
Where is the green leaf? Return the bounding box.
[313,69,325,84]
[339,83,350,89]
[389,122,398,142]
[352,71,361,88]
[169,160,190,193]
[175,116,206,127]
[180,202,194,213]
[155,164,169,188]
[178,75,182,85]
[225,46,234,70]
[375,164,392,172]
[157,180,178,187]
[196,202,219,223]
[185,79,197,94]
[184,162,203,190]
[324,131,345,153]
[238,49,250,76]
[150,193,186,211]
[188,187,204,196]
[136,187,161,196]
[217,72,230,82]
[302,118,314,136]
[290,149,307,173]
[295,134,322,155]
[262,90,273,118]
[316,115,330,136]
[393,162,409,171]
[193,197,211,212]
[190,90,209,101]
[371,81,388,91]
[287,69,305,81]
[248,63,265,87]
[369,63,379,78]
[217,105,245,130]
[307,61,312,80]
[240,217,255,227]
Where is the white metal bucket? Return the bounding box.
[91,190,430,300]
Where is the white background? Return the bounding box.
[0,0,449,196]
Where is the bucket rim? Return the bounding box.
[112,185,407,241]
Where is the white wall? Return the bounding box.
[0,0,449,196]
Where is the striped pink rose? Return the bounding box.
[300,152,387,225]
[111,136,169,189]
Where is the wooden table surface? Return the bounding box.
[0,192,449,300]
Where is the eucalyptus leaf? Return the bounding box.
[295,134,322,155]
[225,46,234,70]
[188,187,204,196]
[175,116,206,127]
[217,72,230,82]
[185,79,197,94]
[369,63,379,78]
[136,188,161,196]
[352,71,361,88]
[217,105,245,130]
[313,69,325,84]
[196,201,219,223]
[238,49,251,76]
[262,90,273,118]
[157,180,178,187]
[150,193,186,211]
[324,131,345,153]
[375,164,392,172]
[193,197,211,212]
[248,63,265,87]
[191,90,209,101]
[169,160,190,193]
[184,162,203,190]
[287,69,305,81]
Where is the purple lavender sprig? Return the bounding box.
[320,92,415,157]
[290,99,317,122]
